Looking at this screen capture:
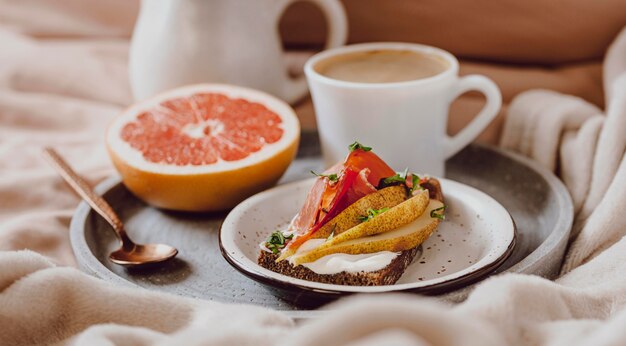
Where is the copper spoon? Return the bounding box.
[43,147,178,266]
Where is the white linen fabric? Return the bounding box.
[0,1,625,345]
[500,27,626,273]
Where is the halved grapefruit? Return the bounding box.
[106,84,300,212]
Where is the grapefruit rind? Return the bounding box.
[107,138,298,211]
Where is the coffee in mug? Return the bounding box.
[314,49,450,83]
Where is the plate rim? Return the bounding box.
[219,177,517,294]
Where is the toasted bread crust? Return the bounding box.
[258,247,420,286]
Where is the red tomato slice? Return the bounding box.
[343,150,395,186]
[285,149,395,253]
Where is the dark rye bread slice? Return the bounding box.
[257,177,444,286]
[258,246,420,286]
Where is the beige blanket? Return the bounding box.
[1,2,626,345]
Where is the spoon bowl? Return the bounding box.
[109,244,178,266]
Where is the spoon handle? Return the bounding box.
[43,147,125,233]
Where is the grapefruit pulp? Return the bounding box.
[106,84,300,211]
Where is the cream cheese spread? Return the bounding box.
[291,239,399,275]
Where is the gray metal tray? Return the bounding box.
[70,141,573,316]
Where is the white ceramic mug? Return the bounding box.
[130,0,348,103]
[304,42,502,176]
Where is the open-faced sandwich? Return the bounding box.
[258,142,446,286]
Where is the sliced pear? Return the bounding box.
[325,189,428,244]
[277,185,407,262]
[290,199,444,265]
[313,185,407,239]
[288,190,429,264]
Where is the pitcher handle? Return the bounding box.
[279,0,348,104]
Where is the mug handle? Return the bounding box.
[444,75,502,158]
[279,0,348,103]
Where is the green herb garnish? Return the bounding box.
[381,168,408,185]
[430,205,447,220]
[378,168,410,189]
[265,231,294,254]
[358,207,389,223]
[409,173,423,194]
[310,170,339,183]
[348,141,372,152]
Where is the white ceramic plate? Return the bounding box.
[219,178,516,295]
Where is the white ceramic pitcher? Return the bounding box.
[129,0,348,103]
